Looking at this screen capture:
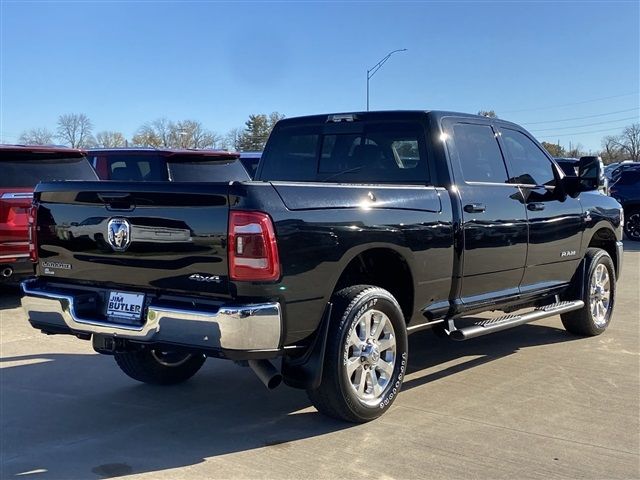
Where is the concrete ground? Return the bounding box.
[1,243,638,480]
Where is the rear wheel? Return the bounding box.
[114,349,206,385]
[561,248,616,336]
[307,285,408,423]
[624,208,640,241]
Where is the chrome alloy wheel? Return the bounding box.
[589,264,611,327]
[344,309,396,405]
[151,350,193,367]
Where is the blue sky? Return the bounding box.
[1,1,638,152]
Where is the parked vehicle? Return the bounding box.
[609,161,639,185]
[21,111,623,422]
[605,160,634,181]
[1,145,97,284]
[87,148,250,182]
[609,162,640,241]
[239,151,262,178]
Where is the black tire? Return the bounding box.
[307,285,408,423]
[114,349,206,385]
[561,248,616,336]
[623,208,640,241]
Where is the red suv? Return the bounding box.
[0,145,98,284]
[87,148,250,182]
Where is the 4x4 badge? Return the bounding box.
[107,218,131,252]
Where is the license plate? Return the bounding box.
[106,291,145,323]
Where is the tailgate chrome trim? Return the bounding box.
[20,279,282,351]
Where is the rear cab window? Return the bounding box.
[259,119,430,184]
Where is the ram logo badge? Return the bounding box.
[107,218,131,252]
[561,250,576,257]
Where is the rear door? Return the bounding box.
[443,119,528,304]
[497,127,584,291]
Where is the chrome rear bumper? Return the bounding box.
[21,279,282,352]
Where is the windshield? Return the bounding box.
[0,157,98,188]
[167,160,250,182]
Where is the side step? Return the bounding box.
[449,300,584,341]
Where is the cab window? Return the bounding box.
[501,129,556,187]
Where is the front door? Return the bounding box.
[497,127,584,292]
[444,120,528,304]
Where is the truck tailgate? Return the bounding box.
[34,182,231,297]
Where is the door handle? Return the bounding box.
[464,203,486,213]
[527,202,546,211]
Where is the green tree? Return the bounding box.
[238,112,285,151]
[541,141,565,158]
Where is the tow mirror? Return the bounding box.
[578,156,605,192]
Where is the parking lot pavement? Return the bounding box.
[1,244,638,480]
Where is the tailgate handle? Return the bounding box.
[98,192,135,210]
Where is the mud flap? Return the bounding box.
[281,303,332,390]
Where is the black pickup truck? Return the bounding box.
[21,111,624,422]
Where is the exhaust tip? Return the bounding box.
[266,373,283,390]
[248,359,282,390]
[1,267,13,278]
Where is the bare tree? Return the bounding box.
[173,120,221,149]
[611,123,640,161]
[225,127,244,151]
[18,127,54,145]
[478,110,498,118]
[566,143,585,158]
[132,125,162,147]
[56,113,95,148]
[151,118,174,147]
[601,135,624,164]
[95,131,127,148]
[132,119,221,149]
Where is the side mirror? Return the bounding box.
[578,156,605,192]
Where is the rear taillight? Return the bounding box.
[28,204,38,262]
[229,211,280,281]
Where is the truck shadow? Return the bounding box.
[0,285,21,309]
[0,322,578,479]
[403,322,579,392]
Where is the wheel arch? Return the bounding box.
[585,226,619,276]
[331,246,415,322]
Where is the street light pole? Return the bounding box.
[366,48,407,111]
